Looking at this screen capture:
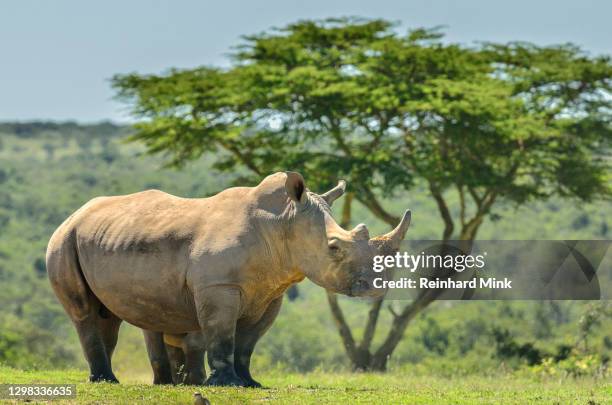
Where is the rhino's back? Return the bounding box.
[74,190,202,248]
[73,188,256,249]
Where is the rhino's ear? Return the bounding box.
[285,171,306,203]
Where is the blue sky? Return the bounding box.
[1,0,610,122]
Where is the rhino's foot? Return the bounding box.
[235,371,262,388]
[150,359,174,385]
[243,378,262,388]
[89,373,119,383]
[205,371,246,387]
[152,377,173,385]
[183,372,206,386]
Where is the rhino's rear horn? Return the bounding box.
[321,180,346,206]
[352,223,370,240]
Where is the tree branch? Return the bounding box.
[327,118,353,157]
[387,303,399,318]
[467,186,483,206]
[460,190,497,240]
[429,183,454,241]
[355,188,400,226]
[216,139,262,176]
[457,185,466,227]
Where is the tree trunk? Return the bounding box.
[325,193,386,371]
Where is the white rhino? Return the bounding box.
[46,172,410,386]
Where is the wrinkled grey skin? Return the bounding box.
[47,172,410,386]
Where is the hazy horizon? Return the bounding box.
[1,0,611,123]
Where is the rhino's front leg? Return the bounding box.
[235,295,283,388]
[195,286,245,387]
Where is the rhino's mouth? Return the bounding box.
[350,276,387,298]
[350,278,373,297]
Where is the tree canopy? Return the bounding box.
[113,18,610,237]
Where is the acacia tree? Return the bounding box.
[113,18,611,371]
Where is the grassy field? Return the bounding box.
[0,367,610,404]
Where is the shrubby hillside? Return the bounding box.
[0,122,609,380]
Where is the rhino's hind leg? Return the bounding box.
[47,240,119,383]
[98,306,122,369]
[72,304,120,383]
[143,330,173,385]
[165,344,187,383]
[235,295,283,388]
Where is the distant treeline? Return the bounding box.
[0,121,127,139]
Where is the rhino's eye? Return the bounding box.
[328,239,341,253]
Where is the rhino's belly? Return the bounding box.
[77,242,201,333]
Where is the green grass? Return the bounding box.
[0,367,610,404]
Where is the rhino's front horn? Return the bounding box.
[321,180,346,206]
[380,210,411,250]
